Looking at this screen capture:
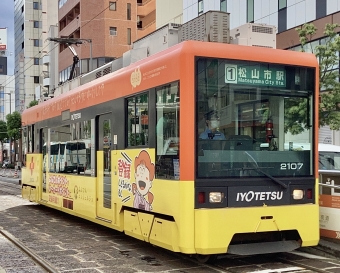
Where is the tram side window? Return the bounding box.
[49,125,71,173]
[42,128,48,193]
[127,93,149,147]
[155,82,180,180]
[67,120,92,175]
[22,127,27,164]
[28,125,33,153]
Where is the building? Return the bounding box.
[182,0,340,145]
[0,27,15,120]
[56,0,156,86]
[156,0,183,28]
[14,0,58,112]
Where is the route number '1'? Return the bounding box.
[225,64,238,84]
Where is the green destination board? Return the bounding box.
[225,64,286,87]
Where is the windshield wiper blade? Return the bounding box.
[244,152,287,189]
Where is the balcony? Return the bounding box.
[42,55,50,65]
[137,0,155,17]
[43,77,50,87]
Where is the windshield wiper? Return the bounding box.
[244,152,287,189]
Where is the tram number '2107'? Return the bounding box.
[280,163,303,170]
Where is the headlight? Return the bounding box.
[292,189,304,200]
[209,192,224,203]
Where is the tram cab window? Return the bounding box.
[196,58,314,178]
[155,82,180,180]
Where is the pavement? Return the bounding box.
[302,237,340,259]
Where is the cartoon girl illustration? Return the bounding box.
[132,150,155,211]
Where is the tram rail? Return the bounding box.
[0,228,58,273]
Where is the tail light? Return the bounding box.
[198,192,205,204]
[306,189,313,199]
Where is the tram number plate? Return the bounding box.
[280,163,303,170]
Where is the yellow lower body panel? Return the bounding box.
[195,204,319,255]
[149,218,180,252]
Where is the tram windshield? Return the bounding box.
[196,58,315,178]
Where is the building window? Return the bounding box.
[278,0,286,10]
[34,76,40,83]
[0,65,3,73]
[198,0,203,15]
[127,3,131,20]
[316,0,326,19]
[247,0,254,22]
[109,1,116,11]
[127,28,131,45]
[220,0,227,12]
[33,39,40,47]
[34,58,39,65]
[278,8,287,33]
[33,2,39,9]
[21,5,24,12]
[22,42,24,49]
[33,21,40,28]
[110,27,117,36]
[22,24,24,31]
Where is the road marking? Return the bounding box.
[246,267,303,273]
[291,251,329,260]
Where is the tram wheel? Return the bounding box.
[195,254,217,263]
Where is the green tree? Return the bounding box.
[28,100,38,108]
[6,112,22,140]
[0,120,8,144]
[296,23,340,130]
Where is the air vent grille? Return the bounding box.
[252,25,273,34]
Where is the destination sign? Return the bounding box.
[225,64,286,88]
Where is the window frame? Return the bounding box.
[33,2,39,9]
[109,1,117,11]
[198,0,204,15]
[127,3,131,20]
[110,26,117,36]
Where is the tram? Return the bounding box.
[21,38,319,259]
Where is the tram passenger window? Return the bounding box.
[42,128,48,193]
[127,93,149,147]
[28,126,32,153]
[155,82,180,180]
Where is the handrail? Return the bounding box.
[138,20,155,31]
[319,183,340,190]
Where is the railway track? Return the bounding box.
[0,178,340,273]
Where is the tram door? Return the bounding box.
[96,113,112,221]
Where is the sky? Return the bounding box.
[0,0,14,75]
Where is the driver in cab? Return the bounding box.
[199,110,226,140]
